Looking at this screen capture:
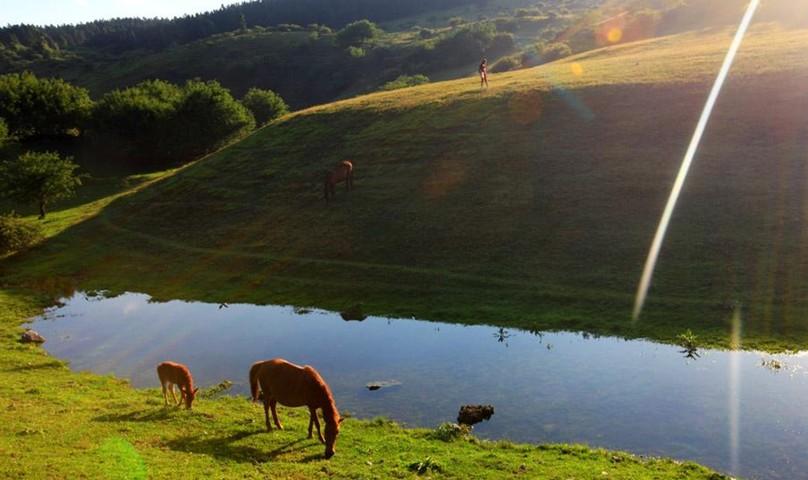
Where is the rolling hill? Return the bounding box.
[6,22,808,351]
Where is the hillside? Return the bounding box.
[6,23,808,351]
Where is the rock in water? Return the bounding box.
[20,330,45,344]
[457,405,495,426]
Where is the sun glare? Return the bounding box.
[633,0,761,321]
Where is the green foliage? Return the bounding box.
[92,79,254,164]
[408,456,443,474]
[0,212,43,254]
[173,80,255,157]
[92,79,183,156]
[0,72,92,139]
[336,20,382,48]
[381,74,430,91]
[241,88,289,126]
[0,118,7,146]
[429,423,472,442]
[677,329,699,351]
[0,151,82,219]
[541,42,572,62]
[491,54,522,73]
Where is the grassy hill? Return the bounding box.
[5,23,808,355]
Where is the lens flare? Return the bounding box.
[729,307,743,475]
[607,27,623,43]
[632,0,761,320]
[570,62,584,76]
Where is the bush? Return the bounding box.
[490,55,522,73]
[0,72,92,139]
[241,88,289,126]
[336,20,381,47]
[0,212,43,254]
[0,118,7,146]
[380,74,430,91]
[541,42,572,62]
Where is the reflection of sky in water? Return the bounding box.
[27,292,808,479]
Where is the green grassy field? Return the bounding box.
[5,21,805,480]
[6,24,808,351]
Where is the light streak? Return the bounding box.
[632,0,760,320]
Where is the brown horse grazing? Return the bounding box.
[156,361,199,409]
[324,160,354,202]
[250,358,343,459]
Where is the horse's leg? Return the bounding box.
[270,400,283,430]
[263,398,272,432]
[307,408,315,439]
[169,384,179,406]
[312,408,325,444]
[161,382,168,406]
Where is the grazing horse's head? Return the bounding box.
[324,415,344,459]
[183,386,200,409]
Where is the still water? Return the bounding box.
[26,292,808,479]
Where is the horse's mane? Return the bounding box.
[306,366,340,423]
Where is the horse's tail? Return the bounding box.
[249,362,262,402]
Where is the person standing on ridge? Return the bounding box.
[479,57,489,88]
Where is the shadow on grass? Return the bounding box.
[94,408,179,423]
[165,433,321,463]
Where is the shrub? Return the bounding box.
[380,74,430,91]
[429,422,472,442]
[0,118,7,146]
[241,88,289,126]
[490,55,522,73]
[336,20,381,47]
[541,42,572,62]
[0,212,43,254]
[0,72,92,139]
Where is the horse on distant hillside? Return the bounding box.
[156,361,199,409]
[249,358,343,459]
[324,160,354,202]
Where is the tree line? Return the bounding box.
[0,71,288,165]
[0,0,489,54]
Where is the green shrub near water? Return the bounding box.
[0,213,43,254]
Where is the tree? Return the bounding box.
[241,88,289,126]
[0,151,83,219]
[173,80,255,157]
[0,118,7,146]
[336,20,381,48]
[0,72,92,139]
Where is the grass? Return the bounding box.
[5,24,808,350]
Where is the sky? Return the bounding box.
[1,0,244,27]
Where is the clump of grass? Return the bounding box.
[677,329,699,351]
[429,422,471,442]
[199,380,233,399]
[408,456,442,475]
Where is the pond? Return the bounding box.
[26,291,808,480]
